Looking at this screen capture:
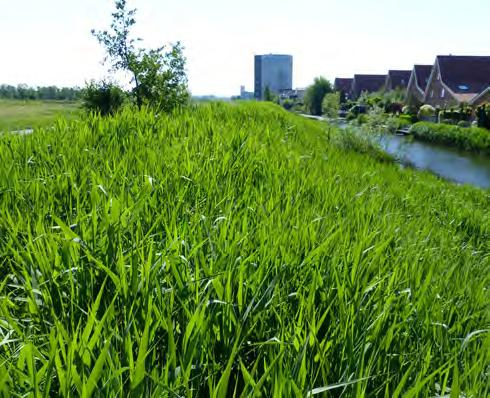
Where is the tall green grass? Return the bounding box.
[0,102,488,397]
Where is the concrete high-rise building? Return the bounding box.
[254,54,293,100]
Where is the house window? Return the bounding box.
[441,88,445,98]
[430,90,434,98]
[437,72,441,81]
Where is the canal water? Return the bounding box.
[325,118,490,189]
[377,134,490,189]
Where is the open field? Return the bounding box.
[0,103,488,396]
[0,99,81,132]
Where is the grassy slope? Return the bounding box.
[0,99,81,132]
[0,103,488,396]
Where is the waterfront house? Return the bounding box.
[334,78,353,102]
[406,65,432,106]
[424,55,490,108]
[350,74,387,100]
[469,87,490,107]
[385,70,411,91]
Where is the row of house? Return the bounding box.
[334,55,490,108]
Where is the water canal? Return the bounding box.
[304,115,490,189]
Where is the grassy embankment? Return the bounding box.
[0,99,81,132]
[0,102,488,396]
[410,121,490,154]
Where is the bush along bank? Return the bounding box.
[410,122,490,154]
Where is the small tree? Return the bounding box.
[304,77,333,116]
[92,0,188,111]
[322,92,340,117]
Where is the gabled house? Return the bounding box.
[406,65,433,106]
[424,55,490,108]
[334,78,353,102]
[385,70,411,91]
[350,74,387,99]
[469,87,490,107]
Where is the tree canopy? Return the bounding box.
[304,77,333,116]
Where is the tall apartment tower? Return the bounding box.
[254,54,293,100]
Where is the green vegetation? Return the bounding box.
[476,104,490,129]
[0,103,489,396]
[304,76,333,116]
[358,89,405,114]
[0,84,81,101]
[321,92,340,117]
[82,81,127,116]
[439,105,473,125]
[89,0,188,112]
[263,86,279,103]
[410,121,490,154]
[0,99,81,132]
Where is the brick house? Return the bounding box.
[405,65,432,106]
[470,87,490,107]
[350,74,387,100]
[424,55,490,108]
[334,78,353,102]
[385,70,411,91]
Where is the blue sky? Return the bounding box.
[1,0,489,96]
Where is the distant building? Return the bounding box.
[280,88,305,101]
[424,55,490,107]
[350,74,387,99]
[240,85,255,100]
[406,65,433,106]
[334,78,353,102]
[254,54,293,100]
[385,70,411,91]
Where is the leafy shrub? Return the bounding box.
[358,92,383,107]
[439,105,472,125]
[321,92,340,117]
[410,121,490,153]
[417,105,436,121]
[386,116,411,132]
[457,120,471,128]
[282,99,294,110]
[385,102,403,114]
[356,114,369,125]
[476,104,490,129]
[398,114,414,124]
[402,104,418,115]
[82,81,126,116]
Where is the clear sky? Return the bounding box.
[1,0,489,96]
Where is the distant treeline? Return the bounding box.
[0,84,82,101]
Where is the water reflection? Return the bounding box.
[379,134,490,189]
